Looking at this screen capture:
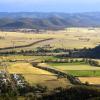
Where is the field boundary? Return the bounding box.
[31,63,81,85]
[0,38,53,50]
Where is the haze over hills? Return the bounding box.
[0,12,100,29]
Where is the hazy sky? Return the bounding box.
[0,0,100,12]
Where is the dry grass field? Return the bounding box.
[7,63,53,74]
[7,62,71,89]
[0,28,100,50]
[23,74,70,89]
[79,77,100,84]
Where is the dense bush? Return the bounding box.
[40,86,100,100]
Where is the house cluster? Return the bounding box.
[12,74,27,88]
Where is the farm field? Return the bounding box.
[1,28,100,51]
[0,28,100,90]
[46,62,100,77]
[79,77,100,84]
[7,62,71,89]
[23,74,70,89]
[7,63,53,74]
[45,62,100,84]
[67,70,100,77]
[0,55,99,85]
[47,62,100,71]
[0,55,58,64]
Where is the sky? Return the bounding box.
[0,0,100,13]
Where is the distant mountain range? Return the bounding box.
[0,12,100,29]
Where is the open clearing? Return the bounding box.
[1,28,100,51]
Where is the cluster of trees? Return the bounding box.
[0,45,100,59]
[18,84,48,96]
[1,85,100,100]
[44,58,85,63]
[0,84,47,100]
[40,86,100,100]
[85,59,100,67]
[56,45,100,59]
[0,85,100,100]
[0,74,48,99]
[0,84,17,100]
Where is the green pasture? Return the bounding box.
[47,62,100,77]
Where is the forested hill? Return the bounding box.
[0,12,100,29]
